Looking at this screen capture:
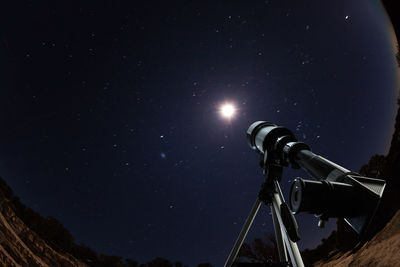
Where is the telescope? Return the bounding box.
[225,121,386,267]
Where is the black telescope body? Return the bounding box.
[290,178,370,218]
[224,121,386,267]
[247,122,349,181]
[246,121,386,234]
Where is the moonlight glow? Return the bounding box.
[220,103,236,119]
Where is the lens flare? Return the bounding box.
[220,103,236,119]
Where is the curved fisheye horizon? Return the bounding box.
[0,0,399,266]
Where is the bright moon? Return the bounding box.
[220,103,236,119]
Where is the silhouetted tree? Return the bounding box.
[1,176,220,267]
[301,231,340,266]
[146,257,172,267]
[237,233,278,264]
[126,259,139,267]
[96,254,125,267]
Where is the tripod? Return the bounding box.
[224,163,304,267]
[224,121,386,267]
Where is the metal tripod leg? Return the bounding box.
[224,198,262,267]
[224,180,304,267]
[272,181,304,267]
[271,204,288,262]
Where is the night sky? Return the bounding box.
[1,0,399,266]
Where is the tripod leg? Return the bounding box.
[271,205,288,262]
[272,192,304,267]
[224,198,262,267]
